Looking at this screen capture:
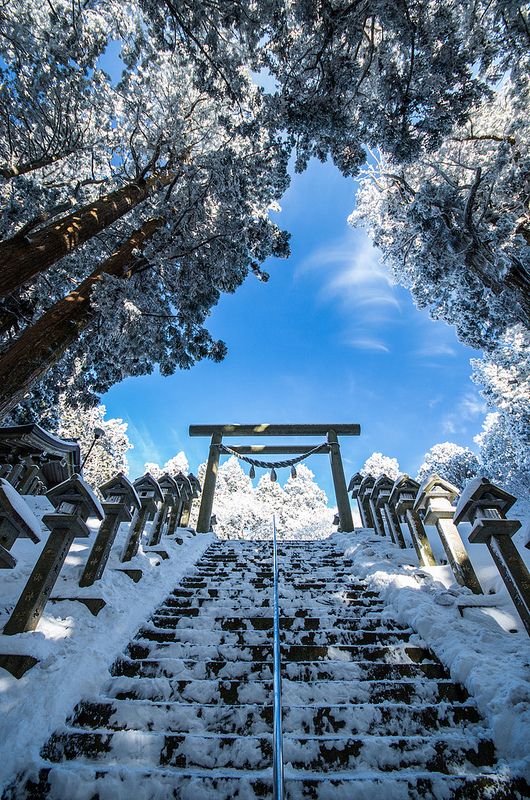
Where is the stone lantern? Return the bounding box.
[357,475,375,530]
[173,472,200,529]
[0,478,42,568]
[3,475,104,635]
[453,477,530,635]
[147,473,179,547]
[414,474,482,594]
[388,474,435,566]
[79,473,141,587]
[372,474,405,548]
[121,474,163,562]
[347,473,366,526]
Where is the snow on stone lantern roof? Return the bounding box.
[99,472,141,511]
[413,473,460,512]
[453,476,517,526]
[0,478,43,543]
[46,473,105,521]
[133,473,164,504]
[358,475,375,498]
[173,471,196,499]
[388,473,420,508]
[187,473,201,496]
[370,474,394,507]
[347,472,363,495]
[158,474,179,495]
[0,423,81,487]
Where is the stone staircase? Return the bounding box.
[6,538,528,799]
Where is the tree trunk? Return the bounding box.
[0,218,163,420]
[0,172,174,299]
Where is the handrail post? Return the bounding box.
[272,515,284,799]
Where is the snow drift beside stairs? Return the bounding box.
[333,529,530,780]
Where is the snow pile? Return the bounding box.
[333,528,530,779]
[0,495,212,789]
[0,478,43,539]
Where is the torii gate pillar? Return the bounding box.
[196,433,222,533]
[328,429,354,532]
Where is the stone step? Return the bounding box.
[126,626,413,648]
[126,639,436,666]
[154,600,387,615]
[167,615,410,633]
[112,655,449,682]
[104,676,469,705]
[41,729,496,773]
[168,587,378,600]
[13,764,528,800]
[71,698,482,737]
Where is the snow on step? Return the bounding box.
[6,537,528,799]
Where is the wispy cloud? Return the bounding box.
[440,390,488,438]
[297,229,399,352]
[344,337,389,353]
[415,343,457,358]
[125,419,163,467]
[299,230,398,311]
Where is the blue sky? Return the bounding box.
[102,157,488,504]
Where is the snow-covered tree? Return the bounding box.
[195,458,332,540]
[57,401,132,491]
[349,77,530,352]
[361,453,400,481]
[475,412,530,500]
[416,442,480,489]
[0,15,290,420]
[144,451,189,479]
[471,324,530,464]
[282,464,333,539]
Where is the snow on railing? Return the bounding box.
[272,515,285,799]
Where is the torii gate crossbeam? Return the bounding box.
[189,423,361,534]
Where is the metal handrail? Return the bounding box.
[272,515,285,799]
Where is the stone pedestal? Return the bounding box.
[415,476,482,594]
[454,478,530,635]
[382,503,406,548]
[121,505,150,562]
[405,508,436,567]
[79,502,127,587]
[3,514,89,635]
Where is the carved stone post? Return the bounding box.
[122,474,163,562]
[79,473,140,587]
[389,475,436,566]
[147,475,178,546]
[348,473,368,527]
[196,433,222,533]
[357,476,375,529]
[373,475,406,547]
[166,492,184,536]
[414,475,483,594]
[327,429,354,533]
[0,478,42,568]
[3,475,103,634]
[454,477,530,635]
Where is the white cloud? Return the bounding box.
[345,337,390,353]
[298,229,399,313]
[415,343,457,357]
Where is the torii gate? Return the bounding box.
[189,423,361,534]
